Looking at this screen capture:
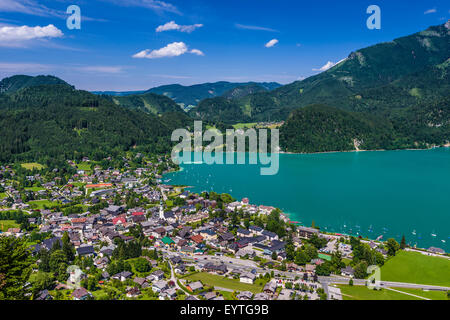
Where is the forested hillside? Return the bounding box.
[109,92,184,115]
[0,81,190,163]
[192,22,450,124]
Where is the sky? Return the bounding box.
[0,0,448,91]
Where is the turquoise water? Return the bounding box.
[164,149,450,252]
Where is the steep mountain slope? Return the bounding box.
[0,79,190,163]
[221,83,273,100]
[193,21,450,123]
[110,92,184,115]
[279,105,396,153]
[0,75,70,94]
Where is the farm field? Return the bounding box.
[28,200,60,209]
[380,250,450,287]
[337,285,430,300]
[21,163,45,170]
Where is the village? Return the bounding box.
[0,154,448,301]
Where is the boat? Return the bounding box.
[412,230,416,236]
[431,233,437,237]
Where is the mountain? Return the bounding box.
[192,21,450,124]
[108,92,184,115]
[0,75,70,94]
[91,90,146,96]
[0,76,190,163]
[279,104,396,153]
[221,83,273,100]
[146,81,282,109]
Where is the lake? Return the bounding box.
[164,148,450,252]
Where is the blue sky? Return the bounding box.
[0,0,448,91]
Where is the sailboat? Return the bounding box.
[431,232,437,237]
[412,230,416,236]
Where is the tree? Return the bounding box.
[0,236,33,300]
[354,261,368,279]
[386,238,400,256]
[400,235,407,249]
[134,258,151,273]
[31,272,55,297]
[330,251,345,274]
[271,251,278,261]
[49,250,67,273]
[315,262,332,276]
[38,248,51,272]
[62,232,75,262]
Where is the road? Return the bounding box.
[319,275,450,291]
[160,249,450,294]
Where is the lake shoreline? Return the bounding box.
[279,144,450,155]
[165,148,450,254]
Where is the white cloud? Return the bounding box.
[265,39,279,48]
[190,49,204,56]
[312,58,347,72]
[0,62,51,72]
[132,42,204,59]
[0,62,126,75]
[102,0,179,14]
[76,66,124,74]
[235,24,278,32]
[424,8,437,14]
[156,21,203,33]
[0,0,65,18]
[313,61,336,71]
[0,24,63,42]
[0,1,105,21]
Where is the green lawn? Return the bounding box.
[28,200,60,209]
[76,162,93,172]
[219,290,237,300]
[183,272,264,294]
[0,220,20,232]
[25,186,45,192]
[397,288,449,300]
[380,250,450,287]
[0,193,6,199]
[21,163,45,170]
[338,285,420,300]
[232,123,257,130]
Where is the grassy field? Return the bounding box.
[183,272,264,294]
[0,193,6,199]
[24,186,45,192]
[398,288,449,300]
[0,220,20,232]
[28,200,60,209]
[232,123,257,130]
[76,162,93,172]
[380,250,450,287]
[21,163,45,170]
[338,285,422,300]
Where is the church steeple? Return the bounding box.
[159,200,164,220]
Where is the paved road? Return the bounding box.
[160,249,450,293]
[319,276,450,291]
